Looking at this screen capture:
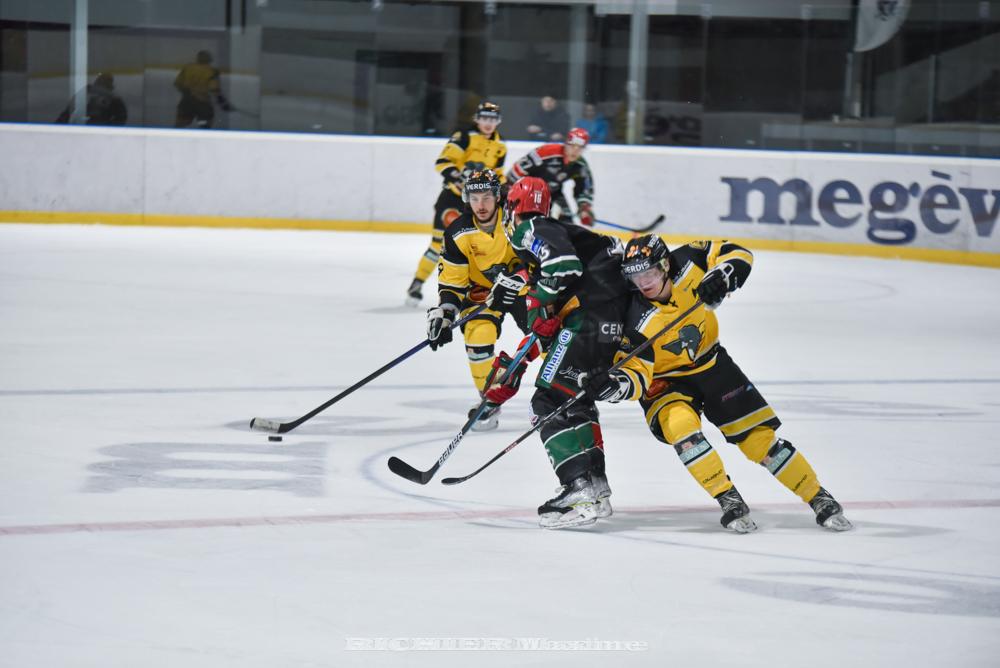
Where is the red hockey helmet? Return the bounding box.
[502,176,551,240]
[566,127,590,147]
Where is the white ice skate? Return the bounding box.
[468,402,500,432]
[538,477,598,529]
[592,473,613,519]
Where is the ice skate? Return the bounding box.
[405,278,424,307]
[538,476,598,529]
[809,487,853,531]
[592,473,613,518]
[468,401,500,432]
[716,487,757,533]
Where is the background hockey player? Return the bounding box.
[406,101,507,306]
[505,127,595,228]
[483,176,630,529]
[581,234,853,533]
[425,170,528,431]
[173,50,233,129]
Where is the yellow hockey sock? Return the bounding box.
[673,433,733,498]
[738,428,821,503]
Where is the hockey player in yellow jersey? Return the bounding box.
[580,234,852,532]
[425,169,529,431]
[406,102,507,307]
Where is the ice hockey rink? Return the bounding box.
[1,222,998,667]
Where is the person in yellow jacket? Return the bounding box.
[580,234,853,533]
[406,102,506,306]
[424,170,528,431]
[174,50,233,128]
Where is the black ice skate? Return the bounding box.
[715,486,757,533]
[538,476,598,529]
[809,487,853,531]
[468,401,501,432]
[405,278,424,307]
[592,473,613,518]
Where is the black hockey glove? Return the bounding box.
[487,271,528,312]
[441,167,464,187]
[695,263,736,310]
[578,368,631,403]
[426,304,458,350]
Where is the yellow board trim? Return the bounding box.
[0,210,430,235]
[2,210,998,268]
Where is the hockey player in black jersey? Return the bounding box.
[482,176,631,529]
[581,234,852,532]
[506,127,595,228]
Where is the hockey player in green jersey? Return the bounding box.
[482,176,631,529]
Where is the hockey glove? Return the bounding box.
[483,351,530,405]
[442,167,464,187]
[525,294,561,343]
[487,270,528,312]
[578,202,595,228]
[695,263,736,310]
[578,368,632,403]
[426,303,458,350]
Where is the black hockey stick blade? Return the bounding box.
[594,214,664,234]
[387,456,440,485]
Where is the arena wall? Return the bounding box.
[1,123,997,266]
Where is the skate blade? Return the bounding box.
[725,516,758,533]
[822,514,854,532]
[539,504,598,529]
[595,498,613,519]
[404,296,422,308]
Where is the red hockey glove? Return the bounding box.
[578,203,595,227]
[483,351,530,405]
[526,294,561,341]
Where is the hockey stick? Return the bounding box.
[441,298,703,486]
[387,333,538,485]
[249,304,488,435]
[594,214,665,234]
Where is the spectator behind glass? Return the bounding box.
[55,73,127,126]
[526,95,569,142]
[574,103,609,144]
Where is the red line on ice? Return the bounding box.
[1,498,998,537]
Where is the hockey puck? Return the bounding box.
[268,435,283,442]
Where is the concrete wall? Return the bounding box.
[1,123,998,265]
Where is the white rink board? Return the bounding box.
[1,123,998,256]
[1,224,999,668]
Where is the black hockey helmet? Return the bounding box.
[474,101,502,122]
[621,234,669,278]
[462,169,502,203]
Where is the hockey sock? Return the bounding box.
[464,319,499,392]
[738,427,821,503]
[546,422,597,483]
[414,235,443,282]
[673,432,733,498]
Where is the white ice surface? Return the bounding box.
[1,224,999,667]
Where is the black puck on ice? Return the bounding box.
[268,435,283,442]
